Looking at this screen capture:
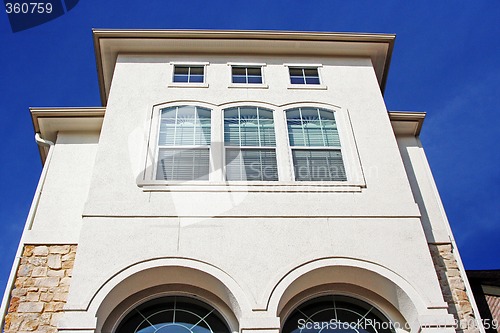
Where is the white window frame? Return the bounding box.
[281,103,364,186]
[284,64,327,90]
[227,63,268,89]
[168,62,209,88]
[138,102,365,192]
[222,105,279,182]
[154,106,212,182]
[142,102,218,183]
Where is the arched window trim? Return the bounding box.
[111,293,237,333]
[139,101,366,192]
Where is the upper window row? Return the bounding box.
[172,64,321,86]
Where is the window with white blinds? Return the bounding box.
[224,106,278,181]
[156,105,211,181]
[286,107,347,181]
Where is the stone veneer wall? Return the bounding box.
[430,244,480,333]
[4,245,77,333]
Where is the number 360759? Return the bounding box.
[5,2,53,14]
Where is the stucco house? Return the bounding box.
[0,30,486,333]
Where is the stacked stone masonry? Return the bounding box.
[430,244,480,333]
[4,245,77,333]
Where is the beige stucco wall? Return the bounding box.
[3,52,480,332]
[25,132,99,244]
[83,54,420,218]
[59,54,454,331]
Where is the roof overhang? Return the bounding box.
[93,29,396,106]
[31,107,105,163]
[389,111,426,136]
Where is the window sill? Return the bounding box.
[287,84,327,90]
[138,180,364,193]
[228,84,269,89]
[168,83,209,88]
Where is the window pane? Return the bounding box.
[173,66,189,83]
[246,67,261,76]
[189,66,204,75]
[319,109,334,120]
[223,107,240,146]
[304,68,319,77]
[305,76,320,84]
[224,107,276,147]
[232,67,246,75]
[177,105,195,118]
[173,74,189,82]
[190,74,204,83]
[286,108,301,120]
[239,106,258,145]
[174,66,189,75]
[156,148,210,180]
[292,150,346,181]
[286,108,339,147]
[159,106,212,146]
[289,68,303,76]
[226,149,278,181]
[290,76,305,84]
[240,123,259,146]
[247,76,262,84]
[303,122,324,146]
[116,296,231,333]
[232,75,247,83]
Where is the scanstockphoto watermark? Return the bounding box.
[297,318,408,331]
[296,318,499,331]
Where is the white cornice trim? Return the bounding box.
[388,111,426,136]
[92,29,395,106]
[30,107,105,163]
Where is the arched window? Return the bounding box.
[116,296,231,333]
[285,107,346,181]
[282,295,395,333]
[155,105,212,181]
[224,106,278,181]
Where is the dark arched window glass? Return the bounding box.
[282,295,395,333]
[116,296,231,333]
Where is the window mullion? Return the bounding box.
[318,108,326,147]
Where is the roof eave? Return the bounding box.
[31,107,106,163]
[389,111,426,137]
[93,29,396,106]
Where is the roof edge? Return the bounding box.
[93,29,396,106]
[31,107,106,163]
[388,111,426,136]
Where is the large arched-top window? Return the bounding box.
[155,105,212,181]
[282,295,395,333]
[286,107,346,181]
[116,296,231,333]
[223,106,278,181]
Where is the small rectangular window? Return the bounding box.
[231,66,263,84]
[286,107,346,181]
[289,67,320,85]
[173,65,205,83]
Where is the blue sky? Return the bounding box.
[0,1,499,294]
